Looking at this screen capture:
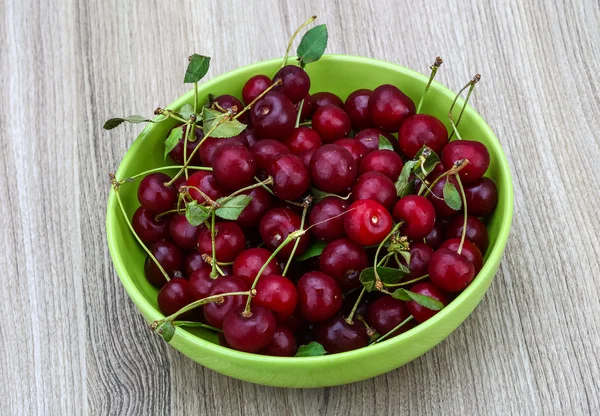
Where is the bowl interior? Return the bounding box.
[106,55,513,384]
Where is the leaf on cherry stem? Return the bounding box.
[394,160,418,198]
[215,195,253,220]
[184,54,210,83]
[415,145,440,177]
[178,103,195,120]
[202,107,247,138]
[294,240,327,261]
[295,341,327,357]
[186,201,211,226]
[378,135,394,151]
[443,180,461,210]
[163,127,183,159]
[296,24,328,67]
[360,266,409,292]
[103,115,153,130]
[390,289,444,310]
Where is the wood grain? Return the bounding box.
[1,0,599,414]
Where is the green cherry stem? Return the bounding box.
[282,197,311,276]
[210,211,218,278]
[384,274,429,287]
[182,121,192,180]
[455,174,468,254]
[172,320,223,333]
[297,121,312,127]
[219,176,273,204]
[416,56,443,114]
[373,222,404,291]
[372,316,414,344]
[155,208,185,221]
[233,79,283,121]
[448,74,481,140]
[420,159,470,198]
[295,99,304,128]
[282,15,317,67]
[345,287,366,325]
[118,165,211,184]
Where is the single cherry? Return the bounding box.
[213,94,248,123]
[309,144,357,194]
[428,248,476,292]
[352,171,397,210]
[344,89,372,130]
[282,127,322,155]
[144,240,184,286]
[334,138,368,166]
[354,128,395,154]
[440,238,483,273]
[398,114,448,158]
[262,325,297,356]
[259,208,309,258]
[425,221,446,250]
[307,196,349,241]
[188,265,219,300]
[254,275,298,322]
[392,195,436,239]
[344,200,393,246]
[186,171,227,204]
[407,242,434,278]
[297,271,343,322]
[316,315,369,353]
[273,65,311,104]
[157,278,193,316]
[198,136,247,167]
[368,84,415,132]
[441,140,490,183]
[406,282,448,323]
[232,247,282,286]
[197,221,246,263]
[320,238,369,291]
[211,143,257,191]
[138,173,177,214]
[249,139,290,171]
[250,92,297,140]
[203,277,248,328]
[242,74,271,105]
[367,296,411,336]
[311,91,344,112]
[184,252,207,276]
[463,177,498,217]
[236,186,274,228]
[359,149,404,181]
[132,207,169,243]
[167,125,203,164]
[168,214,203,250]
[267,153,310,200]
[222,305,276,353]
[445,215,489,252]
[312,105,351,143]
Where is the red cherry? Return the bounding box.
[392,195,436,239]
[235,186,274,228]
[254,275,298,322]
[249,139,290,171]
[273,65,311,104]
[368,84,415,132]
[222,305,276,353]
[168,214,202,250]
[250,92,297,140]
[312,105,352,143]
[425,221,446,250]
[428,176,460,218]
[197,222,246,263]
[297,271,343,322]
[138,173,177,214]
[367,296,412,336]
[307,196,349,241]
[132,207,169,243]
[186,171,227,204]
[144,240,184,287]
[157,278,193,316]
[299,148,316,168]
[463,178,498,217]
[232,248,282,286]
[262,325,297,356]
[188,265,219,300]
[441,140,490,183]
[297,94,313,121]
[311,92,344,112]
[406,242,434,278]
[167,125,203,164]
[259,208,309,258]
[428,248,476,292]
[354,128,395,154]
[344,200,393,246]
[309,144,357,194]
[344,89,372,130]
[316,315,369,353]
[203,277,248,328]
[406,282,448,323]
[352,171,397,210]
[334,138,368,166]
[440,238,483,273]
[398,114,448,158]
[213,94,248,123]
[211,144,257,191]
[267,153,310,200]
[184,252,207,276]
[198,136,247,167]
[359,149,404,181]
[445,216,489,252]
[282,127,322,155]
[320,238,369,290]
[242,74,271,105]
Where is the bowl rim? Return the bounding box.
[106,54,514,365]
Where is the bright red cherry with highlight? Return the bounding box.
[307,196,349,242]
[211,143,257,191]
[352,171,397,210]
[250,92,297,140]
[242,74,271,105]
[398,114,448,158]
[359,149,404,181]
[157,278,193,316]
[132,207,169,243]
[254,275,298,322]
[334,138,368,166]
[312,105,352,143]
[203,277,248,328]
[344,89,372,130]
[138,173,177,214]
[273,65,311,104]
[320,238,369,290]
[428,248,476,292]
[297,271,343,322]
[311,92,343,112]
[392,195,436,240]
[186,171,227,204]
[222,305,276,353]
[267,153,310,200]
[316,315,369,353]
[344,199,393,246]
[441,140,490,183]
[197,222,246,263]
[309,144,357,194]
[282,127,322,155]
[232,248,282,287]
[368,84,415,132]
[440,238,483,273]
[406,282,448,323]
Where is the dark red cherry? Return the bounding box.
[262,325,297,356]
[203,277,248,328]
[307,196,349,241]
[297,272,343,322]
[282,127,321,155]
[300,148,316,168]
[186,171,227,204]
[440,238,483,273]
[406,282,448,323]
[316,315,369,353]
[144,240,184,286]
[344,200,393,246]
[463,177,498,217]
[344,89,372,130]
[445,216,489,252]
[311,92,344,112]
[168,214,202,250]
[242,128,258,148]
[273,65,311,104]
[157,278,192,316]
[249,139,290,171]
[425,221,446,249]
[197,222,246,263]
[309,144,357,194]
[297,94,313,121]
[407,242,434,278]
[223,305,276,353]
[242,74,271,105]
[132,207,169,243]
[259,208,309,258]
[441,140,490,183]
[428,176,460,218]
[211,144,257,191]
[138,173,177,214]
[254,275,298,322]
[320,238,369,290]
[312,105,351,143]
[367,296,411,336]
[359,149,404,181]
[236,187,274,228]
[188,265,218,300]
[198,136,247,167]
[250,92,297,140]
[354,128,395,154]
[352,171,397,210]
[213,94,248,123]
[428,248,476,292]
[167,125,203,164]
[392,195,436,239]
[267,153,310,200]
[232,248,282,287]
[398,114,448,158]
[368,84,415,132]
[334,138,368,166]
[184,252,207,276]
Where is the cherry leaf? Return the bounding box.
[296,24,328,67]
[103,115,152,130]
[415,146,440,177]
[184,54,210,83]
[443,180,462,210]
[394,160,418,197]
[160,321,176,342]
[178,104,195,120]
[391,289,444,311]
[378,135,394,151]
[202,107,247,138]
[359,266,409,292]
[295,341,327,357]
[186,201,211,226]
[164,127,183,159]
[294,240,327,261]
[215,195,253,220]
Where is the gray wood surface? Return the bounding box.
[1,0,599,414]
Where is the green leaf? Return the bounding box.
[184,54,210,83]
[179,104,195,120]
[103,115,152,130]
[186,201,211,226]
[391,289,444,311]
[294,240,327,261]
[443,180,462,210]
[202,107,247,138]
[378,135,394,151]
[164,127,183,159]
[309,187,351,203]
[394,160,418,197]
[215,195,253,220]
[359,266,409,292]
[415,146,441,177]
[295,341,327,357]
[161,321,176,342]
[296,24,328,67]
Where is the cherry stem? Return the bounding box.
[421,159,470,198]
[254,176,275,195]
[448,74,481,140]
[295,99,304,128]
[157,108,188,124]
[111,185,170,282]
[346,287,366,324]
[455,174,468,254]
[297,121,312,127]
[155,208,184,221]
[219,176,273,204]
[182,122,191,180]
[172,320,222,333]
[372,316,414,344]
[118,165,211,184]
[233,79,283,121]
[373,222,404,291]
[210,211,218,278]
[282,15,317,67]
[303,207,356,233]
[384,274,429,287]
[282,197,311,276]
[416,56,443,114]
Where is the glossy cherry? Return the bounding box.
[445,215,489,252]
[344,199,393,246]
[428,176,460,218]
[354,128,395,154]
[297,271,343,322]
[463,177,498,217]
[267,153,310,200]
[441,140,490,183]
[138,173,177,214]
[242,74,271,105]
[167,125,203,164]
[249,139,290,171]
[425,221,445,249]
[211,143,257,191]
[197,221,246,263]
[222,305,276,353]
[309,144,357,194]
[213,94,248,123]
[236,187,274,228]
[359,149,404,181]
[132,207,169,243]
[254,275,298,322]
[398,114,448,158]
[316,315,369,353]
[242,128,258,147]
[352,171,397,210]
[428,248,476,292]
[344,89,372,130]
[334,138,368,166]
[367,296,411,336]
[392,195,436,239]
[273,65,311,104]
[299,148,316,168]
[307,196,349,241]
[368,84,415,132]
[184,252,207,276]
[320,238,369,290]
[186,171,227,204]
[198,136,247,167]
[282,127,321,155]
[407,242,434,278]
[262,325,297,356]
[259,207,309,258]
[157,278,193,316]
[440,238,483,273]
[144,239,184,286]
[168,214,202,250]
[312,105,352,143]
[203,277,248,328]
[232,247,282,286]
[250,92,297,140]
[406,282,448,323]
[311,91,343,112]
[188,265,218,300]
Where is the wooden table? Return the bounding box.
[2,0,599,414]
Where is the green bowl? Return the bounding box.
[106,55,513,388]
